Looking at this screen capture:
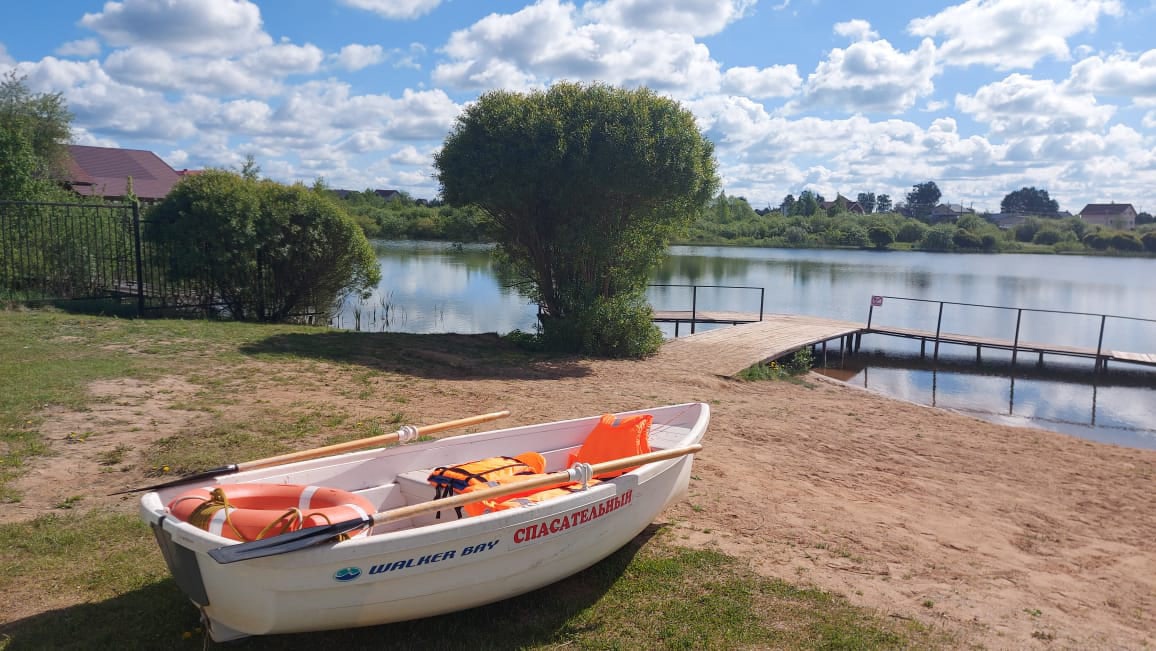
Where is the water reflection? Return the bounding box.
[815,353,1156,450]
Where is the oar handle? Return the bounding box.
[372,444,703,526]
[112,411,510,496]
[237,410,511,473]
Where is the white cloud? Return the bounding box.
[81,0,272,56]
[722,65,801,98]
[833,19,878,41]
[1067,49,1156,100]
[331,44,386,71]
[432,0,723,96]
[389,145,429,165]
[582,0,756,37]
[0,43,12,66]
[1144,111,1156,129]
[792,38,938,114]
[908,0,1124,70]
[339,0,442,20]
[56,39,102,58]
[955,73,1115,135]
[14,57,197,140]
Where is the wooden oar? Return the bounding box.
[208,443,703,564]
[111,411,511,495]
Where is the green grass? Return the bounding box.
[0,515,946,650]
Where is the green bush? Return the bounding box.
[540,292,663,358]
[952,229,983,249]
[919,225,955,251]
[1142,231,1156,253]
[1109,232,1143,252]
[867,225,895,249]
[1032,229,1063,245]
[146,170,381,321]
[896,222,927,243]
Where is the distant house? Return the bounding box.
[929,203,974,223]
[990,213,1028,229]
[65,145,181,202]
[819,195,865,215]
[1079,203,1136,230]
[374,189,401,201]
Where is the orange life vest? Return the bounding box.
[566,413,652,478]
[427,452,546,518]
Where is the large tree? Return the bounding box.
[856,192,876,214]
[435,82,718,357]
[876,194,893,213]
[0,72,72,200]
[906,181,941,220]
[1001,186,1058,215]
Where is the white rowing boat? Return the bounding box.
[140,402,709,641]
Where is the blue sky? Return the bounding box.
[2,0,1154,213]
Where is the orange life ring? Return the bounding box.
[167,483,375,542]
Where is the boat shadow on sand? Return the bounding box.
[0,525,660,650]
[239,331,592,381]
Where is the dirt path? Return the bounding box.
[5,349,1155,650]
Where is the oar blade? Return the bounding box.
[207,516,370,564]
[108,465,238,496]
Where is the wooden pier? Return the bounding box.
[652,314,862,377]
[650,291,1156,377]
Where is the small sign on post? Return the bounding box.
[871,295,884,307]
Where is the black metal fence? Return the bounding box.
[1,199,224,316]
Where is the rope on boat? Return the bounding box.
[173,488,352,541]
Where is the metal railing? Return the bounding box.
[648,284,765,334]
[866,295,1156,368]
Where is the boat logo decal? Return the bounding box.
[513,489,632,546]
[333,566,363,583]
[367,540,499,577]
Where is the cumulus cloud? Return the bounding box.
[833,19,878,41]
[0,43,12,66]
[792,37,937,114]
[1144,111,1156,129]
[1067,49,1156,100]
[582,0,756,37]
[955,73,1115,135]
[433,0,722,95]
[80,0,272,56]
[722,65,801,98]
[56,39,102,58]
[103,42,323,96]
[331,44,386,71]
[339,0,442,20]
[908,0,1124,70]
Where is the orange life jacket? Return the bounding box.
[427,452,546,518]
[566,413,652,478]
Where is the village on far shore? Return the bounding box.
[63,143,1147,233]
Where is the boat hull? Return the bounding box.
[141,403,708,641]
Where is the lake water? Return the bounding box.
[336,241,1156,449]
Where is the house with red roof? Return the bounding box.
[65,145,181,202]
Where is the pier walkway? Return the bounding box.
[652,314,862,377]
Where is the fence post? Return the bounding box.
[1011,309,1022,367]
[933,301,944,361]
[131,201,145,317]
[690,285,698,334]
[1095,315,1107,372]
[758,287,764,321]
